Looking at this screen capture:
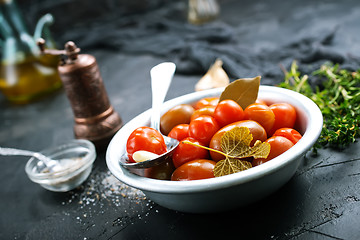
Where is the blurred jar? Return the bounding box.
[0,0,61,104]
[188,0,219,25]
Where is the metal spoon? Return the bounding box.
[120,62,179,169]
[0,147,60,172]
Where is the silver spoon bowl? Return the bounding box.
[119,62,179,169]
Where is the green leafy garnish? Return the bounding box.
[183,127,270,177]
[279,61,360,150]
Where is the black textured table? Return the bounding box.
[1,0,360,239]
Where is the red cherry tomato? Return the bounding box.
[191,106,216,121]
[255,99,267,105]
[273,128,302,144]
[168,124,189,141]
[252,136,294,166]
[244,103,275,135]
[209,120,267,161]
[172,137,209,168]
[126,127,167,163]
[171,159,216,181]
[189,115,220,146]
[269,103,297,135]
[213,99,244,127]
[194,97,219,109]
[144,161,175,180]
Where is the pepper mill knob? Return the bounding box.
[64,41,80,62]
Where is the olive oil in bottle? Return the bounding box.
[0,54,62,103]
[0,0,62,103]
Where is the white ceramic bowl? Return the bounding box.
[106,86,323,213]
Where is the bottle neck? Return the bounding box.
[0,0,39,57]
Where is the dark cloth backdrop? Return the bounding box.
[46,0,360,86]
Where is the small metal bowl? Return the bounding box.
[106,86,323,213]
[25,139,96,192]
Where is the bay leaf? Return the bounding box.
[219,76,261,109]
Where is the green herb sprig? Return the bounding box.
[279,61,360,151]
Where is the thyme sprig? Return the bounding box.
[279,61,360,151]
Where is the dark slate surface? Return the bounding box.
[1,0,360,239]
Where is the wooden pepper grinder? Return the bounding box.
[37,38,122,149]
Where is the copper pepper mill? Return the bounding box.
[37,38,122,148]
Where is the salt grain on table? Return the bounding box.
[60,167,156,229]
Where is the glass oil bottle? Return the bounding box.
[0,0,61,103]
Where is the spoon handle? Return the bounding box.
[150,62,176,131]
[0,147,51,164]
[0,147,37,157]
